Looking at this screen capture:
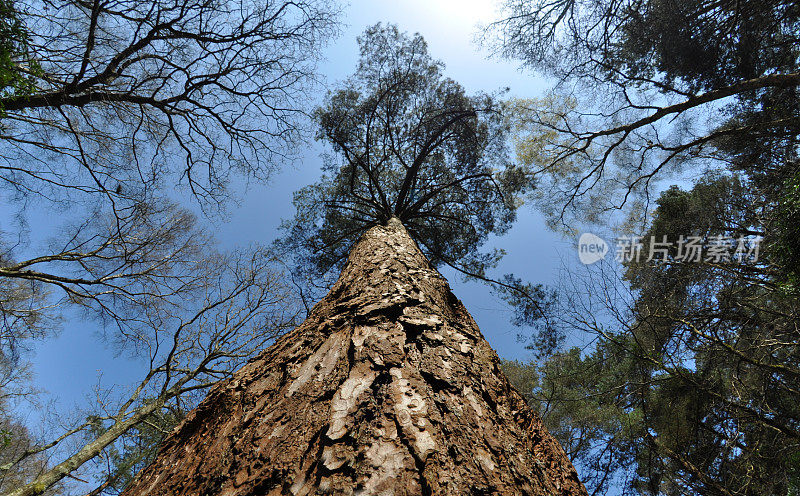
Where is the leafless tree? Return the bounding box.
[5,246,299,496]
[486,0,799,228]
[0,0,339,493]
[1,0,339,207]
[0,0,338,346]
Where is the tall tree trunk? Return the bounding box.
[120,218,587,495]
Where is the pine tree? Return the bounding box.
[119,218,587,495]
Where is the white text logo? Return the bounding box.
[578,233,609,265]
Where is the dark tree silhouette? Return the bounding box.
[486,1,800,494]
[278,24,550,329]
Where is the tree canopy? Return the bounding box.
[0,0,37,100]
[493,0,799,230]
[491,0,800,494]
[279,24,531,295]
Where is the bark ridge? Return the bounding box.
[121,218,588,495]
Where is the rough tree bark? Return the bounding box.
[119,218,588,495]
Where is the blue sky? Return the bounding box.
[217,0,573,359]
[23,0,584,430]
